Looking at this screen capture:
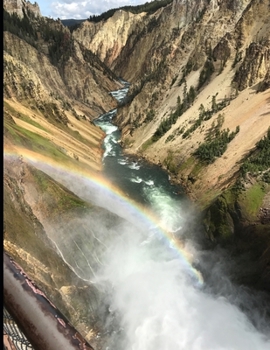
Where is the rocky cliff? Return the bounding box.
[4,0,41,18]
[3,1,123,345]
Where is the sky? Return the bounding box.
[36,0,149,19]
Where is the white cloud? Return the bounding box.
[49,0,147,19]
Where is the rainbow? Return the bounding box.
[4,146,204,287]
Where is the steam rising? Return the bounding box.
[31,161,270,350]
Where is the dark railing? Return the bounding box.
[3,251,94,350]
[4,306,34,349]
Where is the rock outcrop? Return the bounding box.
[73,10,147,70]
[233,41,270,91]
[4,0,41,18]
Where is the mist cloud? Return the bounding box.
[29,160,270,349]
[94,223,270,350]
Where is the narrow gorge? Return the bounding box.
[3,0,270,349]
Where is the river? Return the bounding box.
[93,82,190,227]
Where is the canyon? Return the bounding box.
[3,0,270,346]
